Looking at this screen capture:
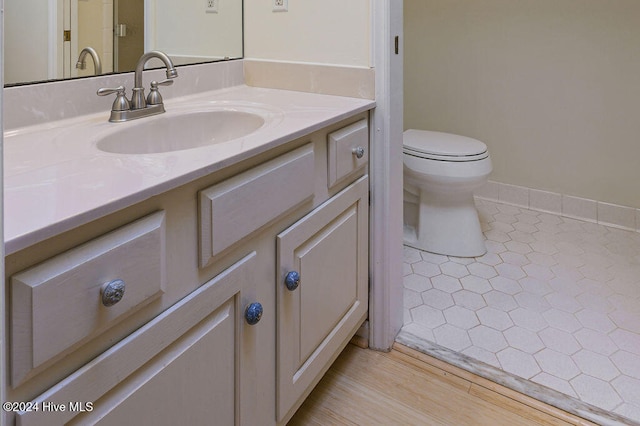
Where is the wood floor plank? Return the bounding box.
[289,344,594,426]
[320,354,452,425]
[468,383,571,426]
[393,343,598,426]
[333,349,528,425]
[384,347,473,393]
[387,349,572,425]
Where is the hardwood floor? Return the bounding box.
[288,343,596,426]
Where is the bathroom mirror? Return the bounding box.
[4,0,243,86]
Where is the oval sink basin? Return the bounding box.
[96,110,265,154]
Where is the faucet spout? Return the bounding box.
[76,47,102,75]
[131,50,178,110]
[134,50,178,90]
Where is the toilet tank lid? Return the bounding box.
[403,129,487,157]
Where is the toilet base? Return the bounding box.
[403,191,487,258]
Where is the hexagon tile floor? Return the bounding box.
[397,199,640,426]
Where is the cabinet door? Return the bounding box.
[79,299,238,426]
[276,176,368,422]
[17,253,261,426]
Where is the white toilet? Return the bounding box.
[403,129,492,257]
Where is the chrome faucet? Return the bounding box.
[97,50,178,122]
[76,47,102,75]
[132,50,178,110]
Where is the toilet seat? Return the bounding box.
[403,129,488,162]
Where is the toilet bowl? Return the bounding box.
[403,129,492,257]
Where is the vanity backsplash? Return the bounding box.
[4,60,245,130]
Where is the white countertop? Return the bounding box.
[4,85,375,255]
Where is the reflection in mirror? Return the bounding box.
[4,0,243,86]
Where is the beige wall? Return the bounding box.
[404,0,640,209]
[77,0,114,77]
[152,0,242,60]
[244,0,371,67]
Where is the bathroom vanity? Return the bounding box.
[3,85,374,425]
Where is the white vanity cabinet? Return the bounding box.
[4,111,370,426]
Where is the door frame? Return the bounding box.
[369,0,404,351]
[49,0,78,79]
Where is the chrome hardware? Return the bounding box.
[97,86,125,98]
[244,302,263,325]
[284,271,301,291]
[147,79,174,106]
[101,279,126,307]
[76,47,102,75]
[352,146,366,159]
[115,23,127,38]
[97,50,178,122]
[97,86,131,119]
[132,50,178,110]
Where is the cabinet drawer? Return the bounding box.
[15,252,257,426]
[327,119,368,188]
[199,144,314,267]
[10,211,166,387]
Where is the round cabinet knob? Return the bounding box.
[284,271,301,291]
[244,302,263,325]
[352,146,365,159]
[101,279,126,307]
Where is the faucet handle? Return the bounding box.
[151,79,174,88]
[97,86,130,112]
[97,86,125,97]
[146,79,173,106]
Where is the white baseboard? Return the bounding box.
[475,181,640,233]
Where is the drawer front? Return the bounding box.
[327,119,368,188]
[199,144,314,267]
[15,252,257,426]
[11,211,166,387]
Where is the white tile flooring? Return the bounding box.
[401,199,640,424]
